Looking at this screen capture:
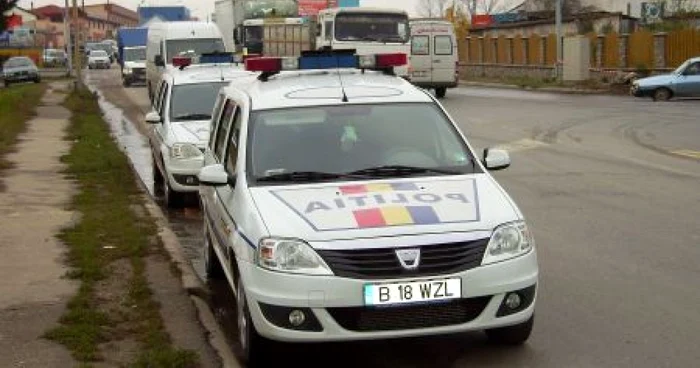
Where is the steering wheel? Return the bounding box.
[382,147,439,167]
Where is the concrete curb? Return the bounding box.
[458,80,611,95]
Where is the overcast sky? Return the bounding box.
[18,0,519,21]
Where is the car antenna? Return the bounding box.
[334,54,349,103]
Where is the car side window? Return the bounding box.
[213,99,236,162]
[157,83,169,118]
[209,95,226,150]
[224,109,242,175]
[686,63,700,76]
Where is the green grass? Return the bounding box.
[0,83,46,178]
[468,75,609,90]
[45,88,198,367]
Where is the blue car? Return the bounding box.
[631,57,700,101]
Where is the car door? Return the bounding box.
[674,62,700,97]
[409,26,432,85]
[202,98,237,257]
[432,31,457,85]
[151,81,169,167]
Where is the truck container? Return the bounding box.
[117,27,148,87]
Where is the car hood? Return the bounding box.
[170,121,210,146]
[637,74,675,87]
[3,66,34,73]
[249,175,521,242]
[125,61,146,68]
[90,57,110,62]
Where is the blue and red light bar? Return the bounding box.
[244,53,407,75]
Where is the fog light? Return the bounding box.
[505,293,522,310]
[288,310,306,326]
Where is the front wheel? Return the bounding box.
[435,87,447,99]
[485,315,534,345]
[235,277,269,366]
[653,88,672,101]
[203,227,224,279]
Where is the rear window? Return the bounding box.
[434,35,453,55]
[411,35,430,55]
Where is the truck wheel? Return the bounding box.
[485,316,534,345]
[235,277,269,366]
[123,79,131,87]
[435,87,447,99]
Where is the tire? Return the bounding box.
[435,87,447,99]
[162,178,185,209]
[4,80,10,88]
[152,155,165,196]
[485,315,534,346]
[34,77,41,83]
[203,225,224,279]
[235,276,269,366]
[123,79,131,87]
[653,88,672,101]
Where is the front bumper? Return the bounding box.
[4,72,37,82]
[123,68,146,82]
[164,156,204,193]
[238,249,538,342]
[630,84,653,97]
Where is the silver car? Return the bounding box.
[2,57,41,87]
[631,57,700,101]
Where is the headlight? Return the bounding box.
[482,221,534,265]
[124,67,133,74]
[169,143,202,160]
[257,238,333,276]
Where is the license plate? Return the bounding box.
[364,278,461,306]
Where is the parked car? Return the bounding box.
[2,56,41,87]
[88,50,111,69]
[631,57,700,101]
[42,49,67,67]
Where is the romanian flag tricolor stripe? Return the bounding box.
[353,206,440,228]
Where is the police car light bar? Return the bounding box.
[245,53,407,80]
[172,56,192,68]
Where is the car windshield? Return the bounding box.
[91,50,108,57]
[248,103,476,183]
[124,47,146,62]
[170,82,229,122]
[166,39,226,62]
[4,58,31,68]
[334,13,409,43]
[674,60,691,74]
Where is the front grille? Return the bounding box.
[133,68,145,75]
[328,297,491,332]
[318,239,489,279]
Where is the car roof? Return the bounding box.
[6,56,32,62]
[223,69,433,111]
[164,64,256,86]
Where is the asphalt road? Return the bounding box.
[86,68,700,368]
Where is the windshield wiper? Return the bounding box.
[347,165,462,178]
[256,171,370,183]
[173,113,212,121]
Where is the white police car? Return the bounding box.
[198,52,538,364]
[146,54,256,207]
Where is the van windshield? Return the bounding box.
[248,103,476,183]
[334,13,409,43]
[166,39,226,62]
[124,47,146,62]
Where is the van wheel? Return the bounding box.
[235,277,269,366]
[485,316,534,345]
[203,228,224,279]
[435,87,447,99]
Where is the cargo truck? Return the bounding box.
[117,27,148,87]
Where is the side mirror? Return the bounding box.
[199,164,232,186]
[145,111,161,124]
[154,54,165,67]
[483,148,511,171]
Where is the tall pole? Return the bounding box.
[555,0,562,80]
[64,0,73,76]
[71,0,83,88]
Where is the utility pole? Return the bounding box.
[63,0,72,76]
[555,0,562,80]
[71,0,83,88]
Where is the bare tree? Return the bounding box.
[416,0,452,18]
[528,0,599,15]
[665,0,699,14]
[458,0,506,16]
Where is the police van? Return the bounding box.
[409,19,459,99]
[198,51,538,364]
[146,54,256,207]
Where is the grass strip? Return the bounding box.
[0,83,46,179]
[45,87,198,367]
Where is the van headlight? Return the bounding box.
[482,221,534,265]
[170,143,202,160]
[257,238,333,276]
[124,67,133,74]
